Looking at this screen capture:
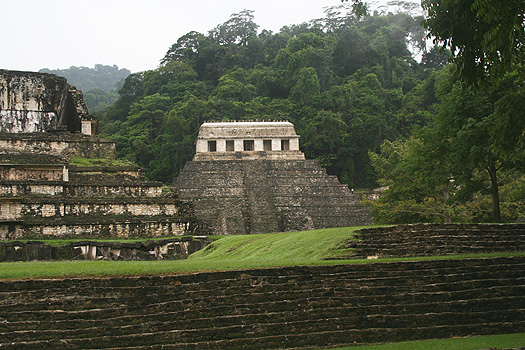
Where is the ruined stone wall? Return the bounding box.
[0,164,65,181]
[175,159,372,234]
[0,132,116,159]
[0,182,64,196]
[0,70,95,134]
[0,182,163,197]
[0,70,201,240]
[0,237,208,261]
[0,71,64,133]
[0,219,193,240]
[18,198,180,218]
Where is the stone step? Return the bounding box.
[130,321,525,350]
[2,318,524,350]
[2,293,523,334]
[357,230,525,238]
[1,277,522,319]
[0,257,523,349]
[1,262,522,302]
[0,257,522,294]
[356,234,525,244]
[356,242,525,254]
[2,304,523,344]
[353,224,525,257]
[175,157,372,233]
[356,241,525,250]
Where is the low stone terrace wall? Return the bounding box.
[0,256,523,349]
[1,217,195,241]
[352,223,525,258]
[0,181,163,197]
[0,237,207,262]
[20,197,181,218]
[0,132,116,159]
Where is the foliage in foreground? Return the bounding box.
[346,0,525,224]
[368,69,525,224]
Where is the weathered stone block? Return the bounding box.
[175,159,372,234]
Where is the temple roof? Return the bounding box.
[198,121,299,139]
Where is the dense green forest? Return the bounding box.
[101,7,437,184]
[98,4,524,224]
[39,65,130,113]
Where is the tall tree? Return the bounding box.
[209,10,259,46]
[421,0,525,86]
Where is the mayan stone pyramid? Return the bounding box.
[174,121,372,235]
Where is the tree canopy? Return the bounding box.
[40,65,131,113]
[102,6,434,187]
[98,4,523,223]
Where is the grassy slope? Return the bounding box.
[0,227,359,279]
[188,226,361,262]
[1,226,523,280]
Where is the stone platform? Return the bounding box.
[175,158,372,234]
[0,255,523,348]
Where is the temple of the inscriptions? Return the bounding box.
[194,121,303,160]
[174,121,372,235]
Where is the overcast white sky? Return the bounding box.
[2,0,419,74]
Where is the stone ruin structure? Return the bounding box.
[0,70,98,135]
[174,121,372,234]
[0,70,197,241]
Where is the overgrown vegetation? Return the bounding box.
[100,6,436,188]
[69,155,135,167]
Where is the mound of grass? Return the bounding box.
[188,226,363,263]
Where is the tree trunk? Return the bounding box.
[443,181,451,224]
[487,159,501,223]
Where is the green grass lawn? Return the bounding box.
[1,226,524,280]
[324,333,525,349]
[0,226,360,279]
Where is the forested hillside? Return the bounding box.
[40,65,131,113]
[100,4,524,224]
[101,7,439,186]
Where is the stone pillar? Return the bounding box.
[290,138,300,151]
[196,139,207,153]
[254,139,264,151]
[234,139,243,152]
[272,139,280,151]
[63,166,69,182]
[217,139,226,152]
